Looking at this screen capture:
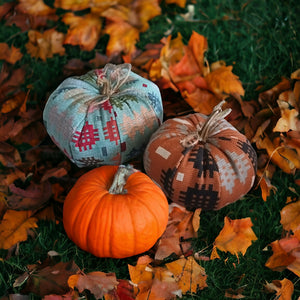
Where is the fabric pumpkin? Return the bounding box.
[143,100,257,211]
[43,63,163,167]
[63,165,169,258]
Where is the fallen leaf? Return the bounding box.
[62,13,102,51]
[16,0,56,16]
[280,200,300,234]
[7,180,52,211]
[26,29,65,61]
[214,217,257,257]
[265,236,300,276]
[0,210,38,249]
[0,43,23,64]
[68,271,118,299]
[20,260,80,297]
[54,0,90,11]
[265,278,294,300]
[166,256,207,293]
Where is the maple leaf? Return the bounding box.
[68,271,119,299]
[0,209,38,249]
[62,13,102,52]
[166,256,207,293]
[26,29,65,61]
[264,278,294,300]
[102,0,161,59]
[213,217,258,257]
[265,236,300,276]
[0,43,23,64]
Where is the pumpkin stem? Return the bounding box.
[109,165,136,194]
[181,100,232,147]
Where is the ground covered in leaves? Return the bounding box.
[0,0,300,299]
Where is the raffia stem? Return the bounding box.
[180,100,232,148]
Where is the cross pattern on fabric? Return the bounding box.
[160,168,176,198]
[237,140,257,166]
[72,121,100,152]
[188,147,219,178]
[179,183,219,211]
[103,117,120,145]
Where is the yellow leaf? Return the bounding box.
[166,256,207,293]
[0,210,38,249]
[210,245,220,260]
[214,217,257,257]
[16,0,56,16]
[62,13,102,52]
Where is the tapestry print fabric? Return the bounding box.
[43,63,163,167]
[143,111,257,211]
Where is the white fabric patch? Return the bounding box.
[176,172,184,181]
[155,146,171,159]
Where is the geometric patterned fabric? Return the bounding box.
[143,113,257,211]
[43,63,163,167]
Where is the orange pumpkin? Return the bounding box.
[63,165,169,258]
[143,100,257,211]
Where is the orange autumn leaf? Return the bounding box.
[265,236,300,276]
[0,209,38,249]
[26,29,65,61]
[0,43,23,64]
[102,0,161,58]
[280,200,300,234]
[68,271,118,299]
[205,65,245,98]
[166,256,207,293]
[62,13,102,52]
[54,0,90,11]
[165,0,186,8]
[16,0,56,16]
[273,100,300,132]
[214,217,257,257]
[256,168,277,201]
[265,278,294,300]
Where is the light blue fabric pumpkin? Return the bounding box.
[43,63,163,167]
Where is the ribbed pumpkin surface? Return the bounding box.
[63,165,169,258]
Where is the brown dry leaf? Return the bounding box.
[68,271,118,299]
[0,141,22,168]
[280,200,300,233]
[0,67,25,99]
[265,236,300,276]
[7,180,52,211]
[1,91,27,114]
[62,13,102,52]
[0,2,14,19]
[155,204,199,260]
[0,43,23,64]
[224,287,246,299]
[19,260,80,297]
[16,0,56,16]
[214,217,257,257]
[166,256,207,294]
[0,209,38,249]
[26,29,65,61]
[265,278,294,300]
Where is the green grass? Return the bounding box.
[1,0,300,299]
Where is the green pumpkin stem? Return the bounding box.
[109,165,135,194]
